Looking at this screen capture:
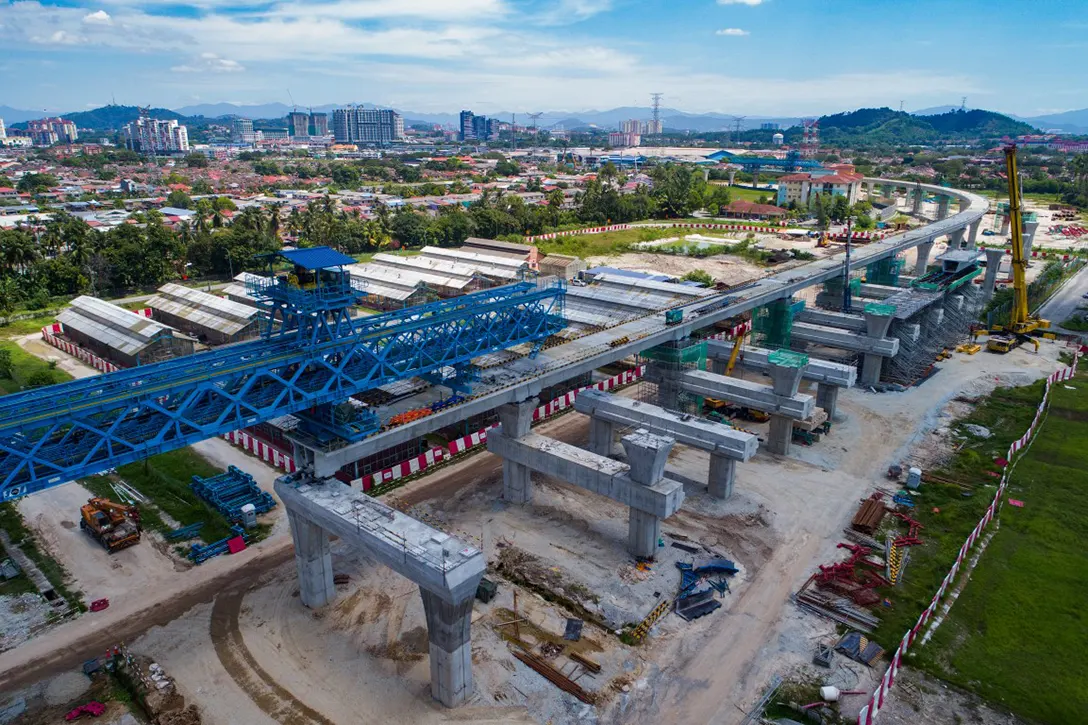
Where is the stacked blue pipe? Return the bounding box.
[190,466,277,523]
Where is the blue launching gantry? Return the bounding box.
[0,247,566,500]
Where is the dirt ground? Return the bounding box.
[2,340,1062,725]
[584,245,811,287]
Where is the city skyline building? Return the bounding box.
[123,108,189,154]
[331,107,404,145]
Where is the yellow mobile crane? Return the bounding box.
[984,144,1049,353]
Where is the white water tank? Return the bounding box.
[772,132,784,146]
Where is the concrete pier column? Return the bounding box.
[588,417,616,457]
[949,227,966,250]
[420,590,475,707]
[728,169,737,186]
[912,188,924,215]
[816,382,840,421]
[767,414,793,456]
[937,195,950,220]
[864,309,894,339]
[287,511,336,608]
[982,248,1004,300]
[915,241,934,275]
[621,430,675,558]
[1000,214,1010,235]
[1023,220,1039,258]
[708,452,737,499]
[860,354,884,388]
[498,398,537,504]
[966,220,981,250]
[882,184,894,202]
[709,357,729,375]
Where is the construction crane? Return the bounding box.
[80,497,141,553]
[982,145,1049,353]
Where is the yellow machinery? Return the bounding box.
[984,145,1049,353]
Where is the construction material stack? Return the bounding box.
[190,466,276,524]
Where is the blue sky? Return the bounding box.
[0,0,1085,116]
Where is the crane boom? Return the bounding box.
[983,144,1048,353]
[1005,145,1029,326]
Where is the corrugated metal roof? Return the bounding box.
[146,283,258,336]
[57,295,179,356]
[347,261,475,291]
[278,246,356,269]
[372,253,485,281]
[344,264,428,301]
[593,273,717,298]
[419,247,524,278]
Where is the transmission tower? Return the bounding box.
[801,118,820,158]
[528,112,543,151]
[650,93,664,135]
[729,116,747,146]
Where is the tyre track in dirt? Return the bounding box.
[209,586,336,725]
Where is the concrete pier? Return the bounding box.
[574,389,758,499]
[816,383,840,421]
[949,227,966,250]
[967,220,980,249]
[982,248,1004,300]
[1023,220,1039,258]
[588,416,616,457]
[937,195,950,220]
[487,428,683,558]
[915,240,934,275]
[497,398,537,504]
[861,306,895,387]
[912,187,924,215]
[288,510,336,608]
[276,477,484,707]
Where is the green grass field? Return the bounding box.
[0,313,63,340]
[535,226,679,258]
[0,341,72,395]
[913,371,1088,723]
[870,370,1088,723]
[113,448,233,542]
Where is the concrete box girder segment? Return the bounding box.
[857,283,901,300]
[791,322,899,357]
[795,308,867,333]
[275,477,484,708]
[574,389,758,462]
[705,340,857,388]
[672,369,814,420]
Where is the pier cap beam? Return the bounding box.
[574,389,757,461]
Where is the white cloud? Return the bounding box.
[717,0,765,5]
[716,28,749,36]
[82,10,112,24]
[172,53,245,73]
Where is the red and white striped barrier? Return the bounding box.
[41,324,122,373]
[221,430,297,474]
[356,365,646,489]
[709,320,753,340]
[857,351,1082,725]
[524,221,800,244]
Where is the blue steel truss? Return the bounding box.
[0,279,566,500]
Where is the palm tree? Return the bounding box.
[267,203,282,243]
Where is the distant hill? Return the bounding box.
[1020,108,1088,134]
[817,107,1036,143]
[10,104,187,131]
[0,105,56,124]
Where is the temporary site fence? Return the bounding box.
[524,222,877,245]
[856,348,1082,725]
